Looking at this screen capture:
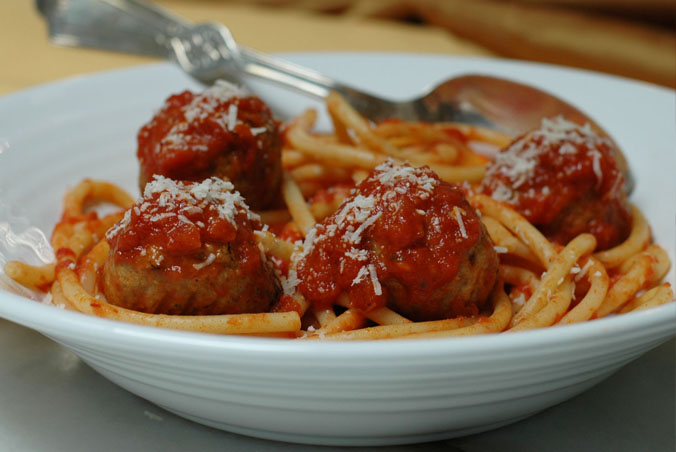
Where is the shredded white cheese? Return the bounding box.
[226,103,239,131]
[368,264,382,296]
[453,206,468,239]
[298,160,447,299]
[280,268,301,296]
[345,248,368,261]
[347,211,382,244]
[589,149,603,188]
[575,259,594,282]
[485,116,613,205]
[106,176,256,244]
[193,253,216,270]
[351,266,369,286]
[159,80,248,151]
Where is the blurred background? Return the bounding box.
[0,0,674,96]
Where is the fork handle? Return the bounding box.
[38,0,336,93]
[238,48,397,118]
[37,0,191,58]
[37,0,395,118]
[238,48,342,98]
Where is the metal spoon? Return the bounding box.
[36,0,633,192]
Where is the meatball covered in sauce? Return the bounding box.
[481,116,632,250]
[296,161,499,322]
[137,80,282,210]
[103,176,281,315]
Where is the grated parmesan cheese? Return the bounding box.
[347,211,382,244]
[453,206,468,239]
[177,214,193,226]
[149,212,176,222]
[193,253,216,270]
[158,80,248,152]
[376,162,438,193]
[352,266,369,286]
[106,209,131,241]
[298,160,447,299]
[152,254,164,266]
[368,264,382,296]
[484,115,613,205]
[282,269,300,295]
[106,176,256,244]
[574,259,594,282]
[226,103,239,131]
[589,149,603,188]
[345,247,368,261]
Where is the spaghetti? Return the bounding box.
[4,89,673,340]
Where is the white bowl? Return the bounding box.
[0,54,674,446]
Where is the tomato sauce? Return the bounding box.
[102,176,281,315]
[481,117,631,249]
[136,81,282,209]
[296,161,489,319]
[106,177,260,276]
[271,294,303,315]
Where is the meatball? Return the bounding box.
[137,80,282,210]
[481,116,632,250]
[295,161,499,322]
[103,176,281,315]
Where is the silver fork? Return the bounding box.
[36,0,414,123]
[36,0,633,191]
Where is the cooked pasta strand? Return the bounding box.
[57,267,300,334]
[404,282,512,338]
[594,205,650,268]
[281,171,316,236]
[511,234,596,327]
[4,261,55,291]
